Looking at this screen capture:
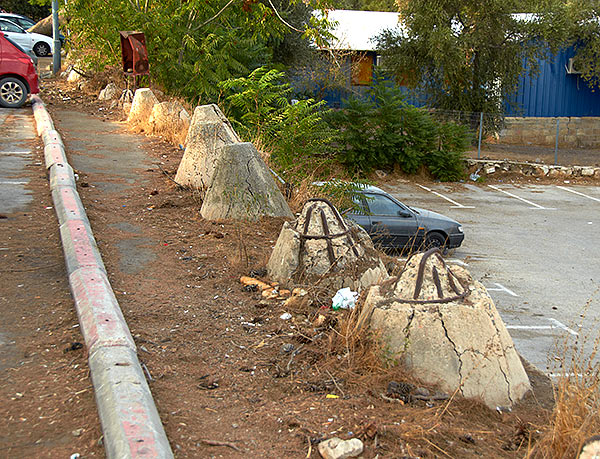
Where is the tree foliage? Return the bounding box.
[220,67,337,180]
[65,0,332,105]
[376,0,570,115]
[2,0,50,20]
[329,74,470,180]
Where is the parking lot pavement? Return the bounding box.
[383,181,600,374]
[0,109,36,214]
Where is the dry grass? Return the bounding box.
[527,294,600,458]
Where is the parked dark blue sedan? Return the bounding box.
[344,185,464,252]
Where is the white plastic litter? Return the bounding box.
[280,312,292,320]
[332,287,359,310]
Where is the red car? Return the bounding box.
[0,31,39,108]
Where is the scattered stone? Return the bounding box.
[98,83,119,101]
[582,167,595,177]
[71,428,83,437]
[200,142,293,220]
[375,169,387,179]
[67,69,82,83]
[281,343,295,353]
[127,88,158,127]
[364,249,531,409]
[267,199,388,291]
[318,437,364,459]
[175,104,241,193]
[280,312,292,320]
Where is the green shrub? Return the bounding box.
[220,67,337,184]
[329,75,471,181]
[425,121,470,181]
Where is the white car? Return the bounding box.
[0,18,53,57]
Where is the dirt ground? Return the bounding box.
[471,143,600,168]
[1,77,565,458]
[0,132,104,456]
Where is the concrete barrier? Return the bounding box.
[89,346,173,458]
[44,143,68,169]
[31,96,174,459]
[49,162,76,190]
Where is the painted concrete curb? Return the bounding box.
[30,95,174,459]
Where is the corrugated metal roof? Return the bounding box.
[324,10,402,51]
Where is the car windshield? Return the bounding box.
[14,17,36,29]
[0,19,25,33]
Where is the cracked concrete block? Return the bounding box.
[127,88,158,127]
[267,199,388,291]
[174,105,241,193]
[200,142,293,221]
[365,250,530,409]
[148,101,190,145]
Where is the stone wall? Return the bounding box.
[498,117,600,148]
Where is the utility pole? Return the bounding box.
[52,0,61,75]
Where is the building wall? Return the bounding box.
[506,48,600,117]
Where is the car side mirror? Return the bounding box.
[398,210,412,218]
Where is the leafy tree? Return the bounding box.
[333,0,397,12]
[1,0,50,20]
[376,0,570,116]
[563,1,600,89]
[64,0,332,104]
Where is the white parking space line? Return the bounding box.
[486,282,519,297]
[505,318,578,336]
[0,181,28,185]
[417,184,475,209]
[548,373,584,379]
[547,318,579,336]
[448,259,468,267]
[557,185,600,203]
[487,185,554,210]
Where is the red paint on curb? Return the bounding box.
[55,187,86,221]
[62,220,99,266]
[69,267,135,352]
[45,144,68,168]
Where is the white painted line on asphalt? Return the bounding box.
[0,151,30,155]
[448,259,469,267]
[548,373,584,378]
[547,318,579,336]
[557,185,600,203]
[0,181,28,185]
[487,185,554,209]
[487,282,519,297]
[417,184,475,209]
[505,318,578,336]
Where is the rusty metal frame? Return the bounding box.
[381,248,471,305]
[297,198,360,266]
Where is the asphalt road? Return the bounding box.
[0,108,36,214]
[384,179,600,375]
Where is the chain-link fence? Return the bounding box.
[428,109,600,167]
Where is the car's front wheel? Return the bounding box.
[33,42,51,57]
[425,232,447,252]
[0,77,27,108]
